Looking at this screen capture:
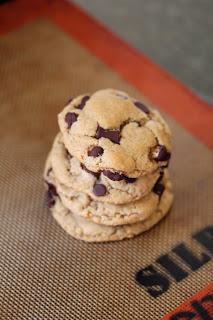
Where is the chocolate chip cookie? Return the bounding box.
[58,89,171,178]
[49,133,161,204]
[48,183,173,242]
[45,158,172,226]
[44,88,173,242]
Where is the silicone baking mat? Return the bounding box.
[0,1,212,319]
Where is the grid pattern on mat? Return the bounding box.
[0,19,212,320]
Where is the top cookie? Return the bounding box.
[58,89,171,178]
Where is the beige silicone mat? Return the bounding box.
[0,19,212,319]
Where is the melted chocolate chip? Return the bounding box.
[154,145,171,162]
[103,170,125,181]
[65,112,78,129]
[88,146,104,157]
[134,101,150,114]
[81,163,100,178]
[103,170,137,183]
[46,190,55,208]
[47,182,58,196]
[96,125,120,144]
[93,183,107,196]
[76,95,90,110]
[152,172,165,196]
[152,182,165,197]
[45,182,58,208]
[125,177,137,183]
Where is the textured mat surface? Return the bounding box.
[0,19,212,319]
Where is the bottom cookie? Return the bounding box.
[49,189,173,242]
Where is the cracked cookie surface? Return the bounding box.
[49,133,161,204]
[58,89,171,178]
[48,183,173,242]
[44,160,172,226]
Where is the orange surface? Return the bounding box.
[162,282,213,319]
[0,0,213,149]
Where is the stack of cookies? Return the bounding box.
[44,89,173,242]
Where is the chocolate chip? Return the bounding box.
[154,145,171,162]
[81,163,100,178]
[93,183,107,196]
[46,190,56,208]
[102,170,137,183]
[47,182,58,196]
[76,95,90,110]
[134,101,150,114]
[96,125,120,144]
[103,170,125,181]
[152,172,165,196]
[65,112,78,129]
[45,182,58,208]
[125,177,137,183]
[88,146,104,157]
[152,182,165,196]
